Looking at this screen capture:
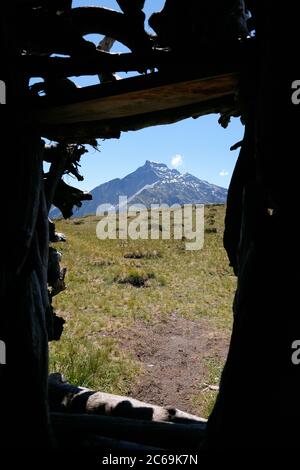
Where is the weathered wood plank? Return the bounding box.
[49,372,207,425]
[36,72,238,127]
[42,93,235,143]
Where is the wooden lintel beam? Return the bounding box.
[40,94,236,143]
[36,72,238,127]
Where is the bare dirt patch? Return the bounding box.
[112,313,231,415]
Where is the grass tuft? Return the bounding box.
[114,269,156,287]
[124,250,162,260]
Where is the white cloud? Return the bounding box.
[171,154,183,168]
[219,170,229,177]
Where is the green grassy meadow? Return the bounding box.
[50,205,236,417]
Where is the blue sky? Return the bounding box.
[60,0,244,191]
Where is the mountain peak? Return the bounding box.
[51,161,228,218]
[145,160,168,169]
[143,160,181,178]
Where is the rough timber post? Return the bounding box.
[206,1,300,449]
[0,4,52,448]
